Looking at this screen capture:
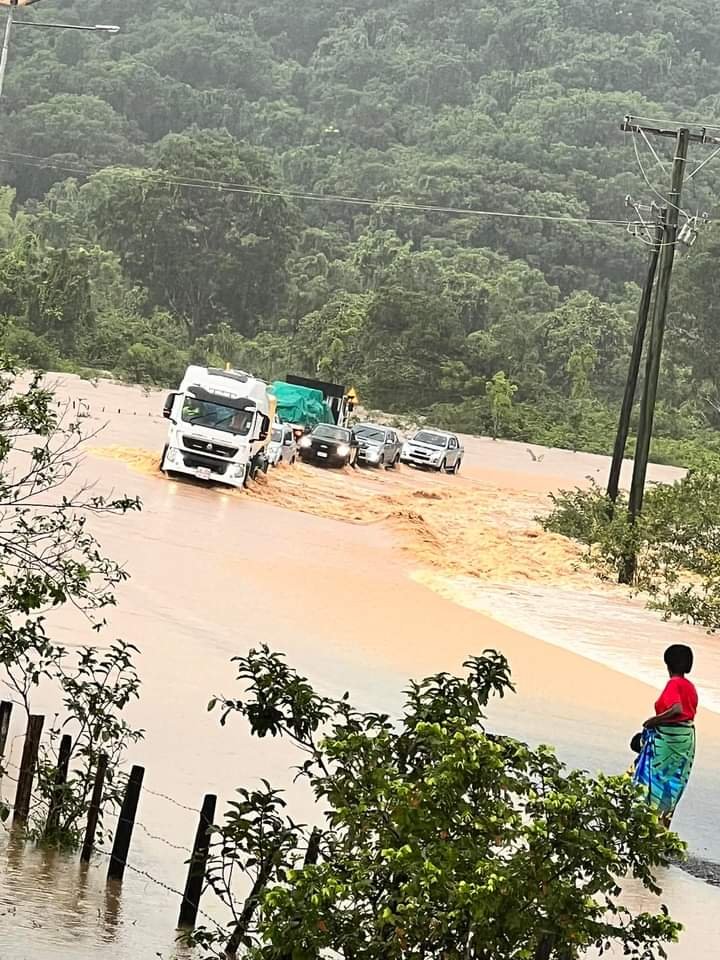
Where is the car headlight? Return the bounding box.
[299,437,312,448]
[368,448,381,459]
[431,451,443,461]
[336,444,350,457]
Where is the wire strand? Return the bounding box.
[631,129,690,221]
[0,149,629,228]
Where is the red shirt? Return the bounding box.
[655,676,698,722]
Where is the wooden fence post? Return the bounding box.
[177,793,217,928]
[13,715,44,824]
[0,700,12,759]
[81,752,108,863]
[44,734,72,839]
[107,764,144,881]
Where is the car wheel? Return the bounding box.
[388,454,399,469]
[452,458,462,474]
[436,459,446,473]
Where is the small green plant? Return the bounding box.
[29,641,143,848]
[543,472,720,629]
[0,356,143,843]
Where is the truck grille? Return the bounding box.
[409,448,431,460]
[182,453,229,475]
[182,435,238,458]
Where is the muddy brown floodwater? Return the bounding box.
[1,374,719,959]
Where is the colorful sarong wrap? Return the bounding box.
[633,722,696,819]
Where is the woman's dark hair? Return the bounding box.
[664,644,693,675]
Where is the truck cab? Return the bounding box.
[161,366,274,488]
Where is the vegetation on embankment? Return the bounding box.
[543,472,720,631]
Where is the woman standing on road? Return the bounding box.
[634,644,698,827]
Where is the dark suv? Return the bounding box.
[298,424,359,468]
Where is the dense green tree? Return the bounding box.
[70,131,299,334]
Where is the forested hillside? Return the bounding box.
[2,0,720,459]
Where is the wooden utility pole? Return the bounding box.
[606,219,663,507]
[626,125,691,526]
[611,117,720,582]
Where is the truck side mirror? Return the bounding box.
[163,392,177,419]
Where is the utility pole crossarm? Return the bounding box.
[621,116,720,145]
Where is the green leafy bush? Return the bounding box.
[190,646,684,959]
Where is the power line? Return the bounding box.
[0,149,630,228]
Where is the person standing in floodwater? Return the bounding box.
[634,644,698,827]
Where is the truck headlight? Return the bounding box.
[299,437,312,449]
[336,444,350,457]
[166,446,179,464]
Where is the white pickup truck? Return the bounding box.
[400,429,464,473]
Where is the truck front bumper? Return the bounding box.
[162,446,248,488]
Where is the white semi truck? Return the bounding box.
[160,365,275,488]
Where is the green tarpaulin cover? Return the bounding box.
[270,381,333,427]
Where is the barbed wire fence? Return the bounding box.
[0,714,257,952]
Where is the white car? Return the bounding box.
[400,429,463,473]
[267,423,297,466]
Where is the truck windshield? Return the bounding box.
[181,397,253,435]
[414,431,448,447]
[271,428,283,442]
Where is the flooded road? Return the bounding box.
[1,375,719,959]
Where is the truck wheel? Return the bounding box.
[160,444,168,472]
[243,463,252,488]
[452,459,462,474]
[387,455,399,469]
[436,459,446,473]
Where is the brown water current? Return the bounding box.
[0,374,718,959]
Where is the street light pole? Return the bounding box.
[0,3,14,99]
[0,3,118,99]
